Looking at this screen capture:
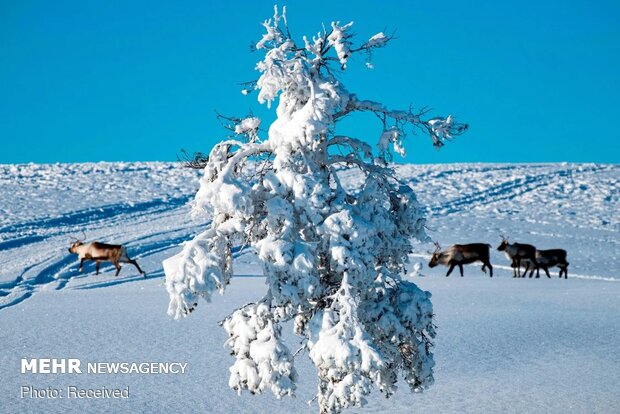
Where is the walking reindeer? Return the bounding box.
[68,233,145,277]
[428,242,493,277]
[518,250,569,279]
[496,235,537,278]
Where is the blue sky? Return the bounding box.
[1,0,619,164]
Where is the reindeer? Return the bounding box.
[68,233,145,277]
[520,249,569,279]
[428,242,493,277]
[497,236,537,278]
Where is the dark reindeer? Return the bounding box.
[428,242,493,277]
[497,236,537,278]
[68,233,145,277]
[520,249,569,279]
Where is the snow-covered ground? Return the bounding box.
[1,162,619,413]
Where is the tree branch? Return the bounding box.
[334,95,468,148]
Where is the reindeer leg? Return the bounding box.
[128,259,145,276]
[79,258,85,273]
[542,266,550,278]
[446,263,455,277]
[95,261,101,275]
[516,258,522,278]
[526,262,533,278]
[458,264,464,277]
[487,262,493,277]
[114,261,122,276]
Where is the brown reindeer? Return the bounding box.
[68,233,145,277]
[497,236,537,278]
[428,242,493,277]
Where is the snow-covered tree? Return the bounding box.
[164,6,467,413]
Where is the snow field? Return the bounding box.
[0,161,618,413]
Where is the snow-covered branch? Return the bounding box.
[223,303,297,398]
[216,112,263,143]
[324,135,373,160]
[336,95,468,149]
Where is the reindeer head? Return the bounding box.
[68,232,86,253]
[497,235,509,251]
[428,242,442,268]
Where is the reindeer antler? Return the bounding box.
[69,231,87,242]
[499,234,509,242]
[427,241,442,254]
